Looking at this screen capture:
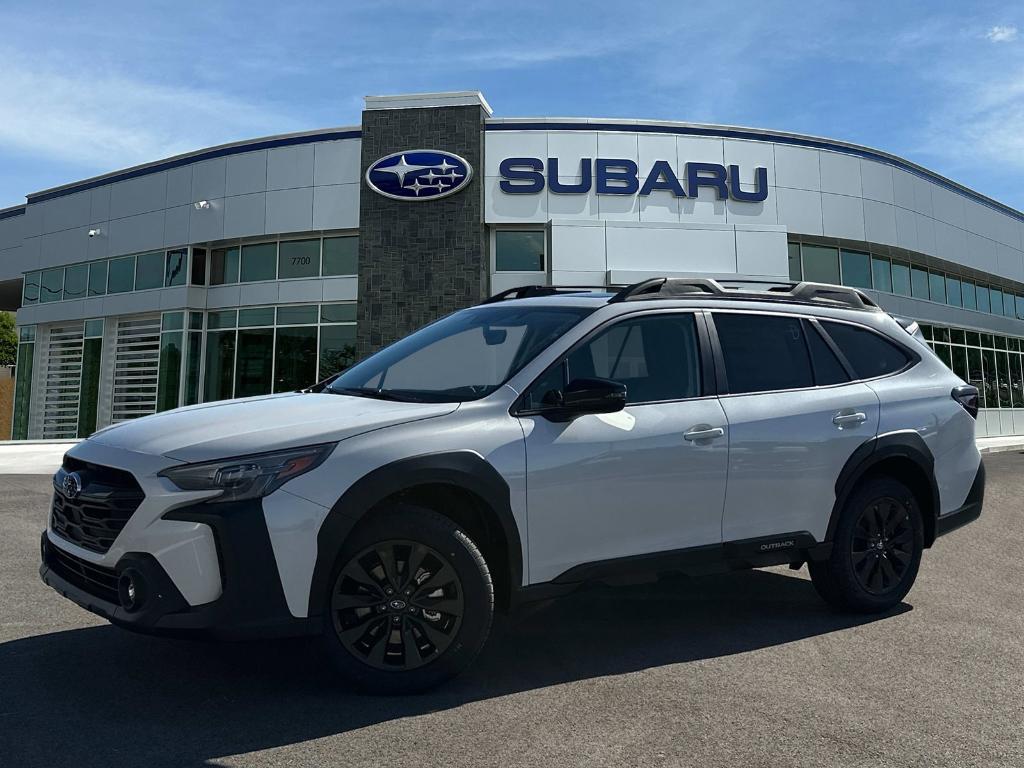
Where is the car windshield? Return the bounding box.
[326,304,594,402]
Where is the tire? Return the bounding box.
[810,475,924,613]
[321,503,493,694]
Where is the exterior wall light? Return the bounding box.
[87,228,101,237]
[193,200,211,210]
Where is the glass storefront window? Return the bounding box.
[183,332,202,406]
[203,330,236,402]
[870,256,892,293]
[787,243,801,281]
[63,264,88,300]
[967,347,985,407]
[135,251,164,290]
[210,247,240,285]
[323,236,358,276]
[891,262,911,296]
[911,267,929,299]
[1004,292,1017,318]
[840,250,871,289]
[165,249,187,287]
[238,307,276,327]
[996,351,1011,407]
[190,248,206,286]
[990,288,1004,317]
[982,348,999,407]
[928,271,946,303]
[277,305,318,325]
[40,268,63,303]
[1018,296,1024,321]
[157,332,183,412]
[495,230,545,272]
[88,262,108,297]
[278,239,320,279]
[934,326,951,343]
[108,256,135,293]
[274,326,318,391]
[161,312,184,332]
[319,324,357,379]
[977,285,991,313]
[320,303,357,323]
[240,243,277,282]
[22,271,40,304]
[962,280,977,310]
[207,310,237,330]
[12,341,34,440]
[945,276,962,307]
[235,329,275,397]
[1011,353,1024,408]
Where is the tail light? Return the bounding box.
[952,385,979,419]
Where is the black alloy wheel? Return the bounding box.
[850,497,915,595]
[332,540,465,671]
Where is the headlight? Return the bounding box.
[159,443,336,502]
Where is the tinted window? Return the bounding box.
[524,314,702,409]
[714,313,813,394]
[804,321,849,385]
[821,321,911,379]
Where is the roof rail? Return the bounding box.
[479,285,609,304]
[608,277,879,311]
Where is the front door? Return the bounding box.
[517,311,729,583]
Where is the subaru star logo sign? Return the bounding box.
[366,149,473,201]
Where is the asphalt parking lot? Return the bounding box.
[1,455,1022,768]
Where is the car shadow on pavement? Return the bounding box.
[0,568,909,768]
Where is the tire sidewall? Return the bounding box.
[830,476,925,611]
[321,504,493,694]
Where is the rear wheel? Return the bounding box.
[322,504,493,693]
[810,476,924,613]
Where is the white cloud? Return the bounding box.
[986,25,1018,43]
[0,56,303,184]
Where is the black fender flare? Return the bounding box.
[827,430,940,545]
[306,450,524,618]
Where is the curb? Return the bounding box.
[978,443,1024,455]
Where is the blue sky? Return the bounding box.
[1,1,1022,209]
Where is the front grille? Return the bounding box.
[46,544,120,605]
[51,458,145,554]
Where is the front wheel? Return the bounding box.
[810,476,924,613]
[322,504,493,694]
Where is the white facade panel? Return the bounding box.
[484,131,547,177]
[547,187,599,219]
[313,139,361,186]
[725,193,777,225]
[163,204,191,247]
[932,186,966,230]
[89,186,111,224]
[191,157,227,202]
[892,168,916,211]
[604,224,737,274]
[915,212,937,258]
[596,132,638,164]
[223,192,267,239]
[723,139,775,189]
[547,132,598,179]
[676,136,725,168]
[734,228,789,277]
[39,226,88,268]
[267,144,314,191]
[597,192,641,222]
[485,176,546,223]
[821,193,865,241]
[312,184,360,230]
[996,243,1024,282]
[933,220,969,266]
[967,232,998,274]
[637,185,679,223]
[189,198,225,243]
[773,145,820,191]
[678,192,726,224]
[225,150,268,197]
[166,166,193,208]
[637,134,677,173]
[0,214,24,250]
[549,221,606,273]
[266,187,314,234]
[109,172,168,220]
[279,278,325,304]
[40,191,92,235]
[911,176,934,217]
[894,205,918,251]
[776,187,823,235]
[864,199,898,246]
[859,160,894,204]
[819,151,862,197]
[239,281,279,305]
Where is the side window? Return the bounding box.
[523,314,702,408]
[713,313,813,394]
[804,320,850,386]
[820,321,911,379]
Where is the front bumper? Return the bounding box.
[935,459,985,539]
[40,497,320,640]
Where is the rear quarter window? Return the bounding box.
[821,321,912,379]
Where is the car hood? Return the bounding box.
[87,392,459,464]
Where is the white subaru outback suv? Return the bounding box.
[41,277,984,693]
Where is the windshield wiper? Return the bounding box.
[327,387,416,402]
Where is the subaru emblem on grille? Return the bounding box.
[62,472,83,500]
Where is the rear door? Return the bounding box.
[709,311,880,543]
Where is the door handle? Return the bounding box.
[684,426,725,441]
[832,411,867,428]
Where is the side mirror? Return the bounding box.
[547,377,626,420]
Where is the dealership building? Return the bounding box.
[2,89,1024,440]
